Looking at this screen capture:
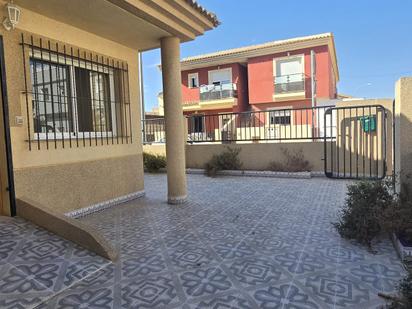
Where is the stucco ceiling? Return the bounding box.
[16,0,172,50]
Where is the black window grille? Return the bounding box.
[21,34,132,150]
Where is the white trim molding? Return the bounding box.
[188,72,199,88]
[65,190,146,218]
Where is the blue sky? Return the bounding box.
[142,0,412,112]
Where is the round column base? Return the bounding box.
[167,195,187,205]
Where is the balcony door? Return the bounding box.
[274,56,304,93]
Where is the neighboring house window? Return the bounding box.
[191,115,204,133]
[274,56,304,93]
[269,110,291,125]
[208,68,232,85]
[188,73,199,88]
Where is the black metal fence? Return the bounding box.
[142,118,165,143]
[21,34,132,150]
[141,106,335,144]
[324,105,387,180]
[186,106,335,143]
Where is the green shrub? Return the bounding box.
[268,148,312,172]
[205,147,242,177]
[386,273,412,308]
[333,180,395,248]
[143,152,166,173]
[334,176,412,250]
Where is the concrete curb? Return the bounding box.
[185,168,322,179]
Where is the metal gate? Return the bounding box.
[324,105,388,180]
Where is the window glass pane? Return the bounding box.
[90,72,112,132]
[30,59,72,134]
[276,57,303,83]
[270,110,291,125]
[209,70,231,84]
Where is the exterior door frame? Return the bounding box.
[0,35,16,216]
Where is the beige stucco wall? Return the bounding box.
[143,144,168,156]
[0,3,144,212]
[395,78,412,192]
[186,142,326,172]
[334,99,393,177]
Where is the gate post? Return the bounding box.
[394,77,412,194]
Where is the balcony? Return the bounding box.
[273,73,306,102]
[183,82,237,111]
[200,82,237,101]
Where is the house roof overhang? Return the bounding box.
[181,33,339,82]
[15,0,219,51]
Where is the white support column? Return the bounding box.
[160,36,187,204]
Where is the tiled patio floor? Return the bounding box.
[1,174,408,308]
[0,217,110,309]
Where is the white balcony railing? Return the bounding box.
[274,73,305,94]
[199,82,237,101]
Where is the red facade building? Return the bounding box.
[180,33,339,140]
[181,33,339,113]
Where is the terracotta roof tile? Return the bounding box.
[185,0,220,27]
[181,33,333,63]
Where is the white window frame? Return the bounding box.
[208,68,232,85]
[30,50,118,140]
[188,72,199,88]
[267,108,293,126]
[273,54,305,78]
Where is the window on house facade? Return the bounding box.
[22,35,132,150]
[188,73,199,88]
[191,115,204,133]
[208,68,231,86]
[274,56,305,93]
[269,110,291,125]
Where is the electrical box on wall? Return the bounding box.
[15,116,23,126]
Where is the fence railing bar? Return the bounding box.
[21,34,31,151]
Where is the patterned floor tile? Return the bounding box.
[121,273,181,308]
[211,240,256,260]
[300,272,371,308]
[274,251,328,275]
[253,283,320,309]
[14,262,63,290]
[62,258,110,288]
[0,293,52,309]
[0,239,19,263]
[0,217,30,239]
[1,174,407,308]
[349,263,405,293]
[168,244,219,271]
[179,266,234,298]
[188,291,255,308]
[120,238,162,257]
[121,253,167,279]
[54,287,114,309]
[14,238,70,263]
[0,264,50,295]
[227,256,287,288]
